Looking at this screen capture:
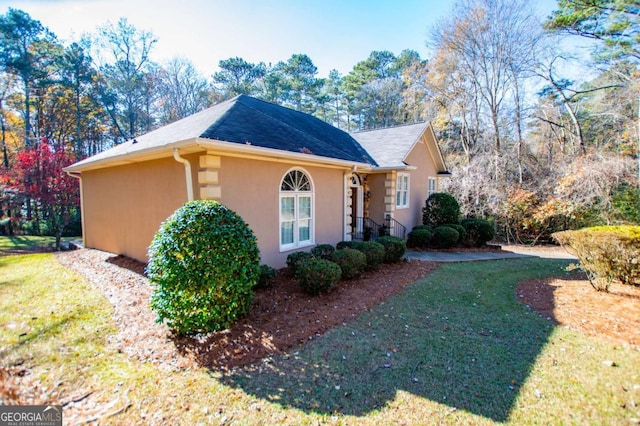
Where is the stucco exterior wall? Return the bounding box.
[80,157,188,262]
[393,140,438,230]
[366,174,388,225]
[217,156,346,268]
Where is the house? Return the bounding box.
[65,95,449,268]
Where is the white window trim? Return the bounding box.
[428,177,437,197]
[279,168,315,252]
[396,172,410,209]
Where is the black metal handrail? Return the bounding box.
[383,215,406,240]
[351,216,407,241]
[350,217,381,241]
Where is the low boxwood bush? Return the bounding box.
[377,235,407,263]
[412,225,432,232]
[286,251,314,276]
[255,264,276,289]
[461,218,495,247]
[330,248,367,279]
[553,226,640,292]
[431,226,459,249]
[407,228,432,248]
[147,200,260,336]
[352,241,385,269]
[311,243,336,260]
[423,192,460,227]
[298,257,342,295]
[336,240,356,250]
[443,223,466,245]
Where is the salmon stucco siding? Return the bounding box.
[80,157,189,262]
[216,156,346,268]
[392,133,441,231]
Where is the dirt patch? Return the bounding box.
[56,249,437,371]
[517,274,640,350]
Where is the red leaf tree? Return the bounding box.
[0,140,80,247]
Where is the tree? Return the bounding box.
[0,141,79,245]
[546,0,640,63]
[213,57,266,98]
[278,53,323,114]
[0,8,61,148]
[157,57,210,123]
[59,41,97,159]
[430,0,539,156]
[94,18,158,142]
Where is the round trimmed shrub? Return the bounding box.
[255,264,276,289]
[461,218,495,247]
[286,251,314,276]
[330,248,367,279]
[423,193,460,227]
[443,223,466,245]
[407,228,432,248]
[431,226,460,249]
[336,240,356,250]
[412,225,432,232]
[352,241,385,269]
[298,258,342,295]
[311,244,336,260]
[147,200,260,336]
[377,235,407,263]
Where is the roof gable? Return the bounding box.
[352,122,428,168]
[352,122,448,172]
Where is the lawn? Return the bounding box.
[0,235,79,252]
[1,252,639,424]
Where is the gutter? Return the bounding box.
[173,148,194,202]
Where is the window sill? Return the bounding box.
[279,241,315,253]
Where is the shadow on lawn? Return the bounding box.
[219,259,567,421]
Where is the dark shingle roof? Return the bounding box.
[203,96,377,165]
[68,95,376,170]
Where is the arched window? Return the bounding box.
[280,169,314,250]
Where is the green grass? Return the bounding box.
[0,235,79,252]
[1,254,639,424]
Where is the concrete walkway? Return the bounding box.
[405,245,577,262]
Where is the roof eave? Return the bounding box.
[63,139,200,173]
[365,165,418,174]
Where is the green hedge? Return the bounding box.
[443,223,466,245]
[352,241,385,270]
[298,257,342,295]
[461,218,495,247]
[431,226,459,249]
[147,200,259,336]
[330,248,367,279]
[286,251,314,276]
[407,228,432,249]
[311,244,336,260]
[553,225,640,292]
[423,192,460,227]
[377,236,406,263]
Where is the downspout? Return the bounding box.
[173,148,194,202]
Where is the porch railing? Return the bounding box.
[350,216,407,241]
[382,215,407,240]
[350,217,381,241]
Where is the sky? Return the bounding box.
[1,0,564,77]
